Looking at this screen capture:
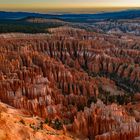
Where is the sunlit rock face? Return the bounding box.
[71,100,140,139]
[0,26,140,139]
[0,102,73,140]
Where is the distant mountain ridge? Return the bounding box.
[0,9,140,22]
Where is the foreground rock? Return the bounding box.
[0,101,73,140]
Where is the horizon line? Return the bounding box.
[0,7,140,14]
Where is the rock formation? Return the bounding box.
[0,26,140,139]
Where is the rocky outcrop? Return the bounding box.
[0,101,73,140]
[70,100,140,140]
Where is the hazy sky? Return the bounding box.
[0,0,140,12]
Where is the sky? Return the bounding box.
[0,0,140,12]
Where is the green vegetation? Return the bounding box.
[45,118,49,124]
[19,119,25,125]
[98,86,135,105]
[90,70,139,93]
[0,19,62,33]
[44,118,63,130]
[87,96,97,107]
[53,118,63,130]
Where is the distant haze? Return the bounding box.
[0,7,140,14]
[0,0,140,13]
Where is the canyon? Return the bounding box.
[0,24,140,140]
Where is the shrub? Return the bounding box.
[19,119,25,125]
[53,119,63,130]
[45,118,49,124]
